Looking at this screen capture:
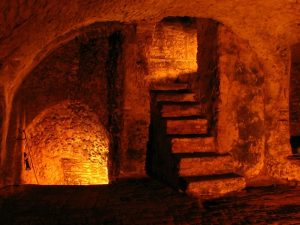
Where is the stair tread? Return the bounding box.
[177,153,235,177]
[166,119,208,135]
[174,152,230,158]
[182,173,243,182]
[182,173,246,197]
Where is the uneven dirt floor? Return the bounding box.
[0,178,300,225]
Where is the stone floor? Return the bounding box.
[0,178,300,225]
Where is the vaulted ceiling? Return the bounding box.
[0,0,299,96]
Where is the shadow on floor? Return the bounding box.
[0,178,203,225]
[1,180,300,225]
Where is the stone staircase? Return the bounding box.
[149,82,246,198]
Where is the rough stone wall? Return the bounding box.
[3,27,119,185]
[217,25,265,179]
[0,0,299,187]
[195,19,219,134]
[0,87,4,186]
[23,101,109,185]
[148,18,197,81]
[290,43,300,137]
[119,24,153,178]
[265,42,300,182]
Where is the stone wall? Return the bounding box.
[0,1,299,186]
[290,43,300,137]
[3,25,127,185]
[23,101,109,185]
[195,19,219,134]
[0,87,4,187]
[217,25,265,179]
[148,17,197,81]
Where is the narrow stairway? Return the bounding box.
[149,82,246,198]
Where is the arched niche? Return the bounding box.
[3,23,126,185]
[290,43,300,154]
[22,101,109,185]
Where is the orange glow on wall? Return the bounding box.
[148,18,198,80]
[21,101,109,185]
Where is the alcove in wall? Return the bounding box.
[3,23,126,185]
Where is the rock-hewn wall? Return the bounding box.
[2,25,127,185]
[217,25,265,179]
[148,18,197,81]
[290,43,300,137]
[0,87,4,186]
[0,0,300,186]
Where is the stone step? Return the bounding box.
[150,83,190,92]
[176,73,196,83]
[166,118,208,135]
[161,103,206,118]
[181,173,246,197]
[174,152,236,177]
[171,136,215,153]
[156,93,197,103]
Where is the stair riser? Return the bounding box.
[167,119,208,135]
[178,156,236,177]
[156,93,197,103]
[151,83,189,91]
[187,177,246,197]
[172,137,215,153]
[161,105,206,118]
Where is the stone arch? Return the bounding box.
[3,23,126,185]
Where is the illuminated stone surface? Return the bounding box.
[149,83,245,196]
[171,136,215,153]
[23,101,109,185]
[148,18,197,80]
[166,118,208,135]
[156,92,197,103]
[176,153,237,177]
[0,0,300,204]
[184,173,246,197]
